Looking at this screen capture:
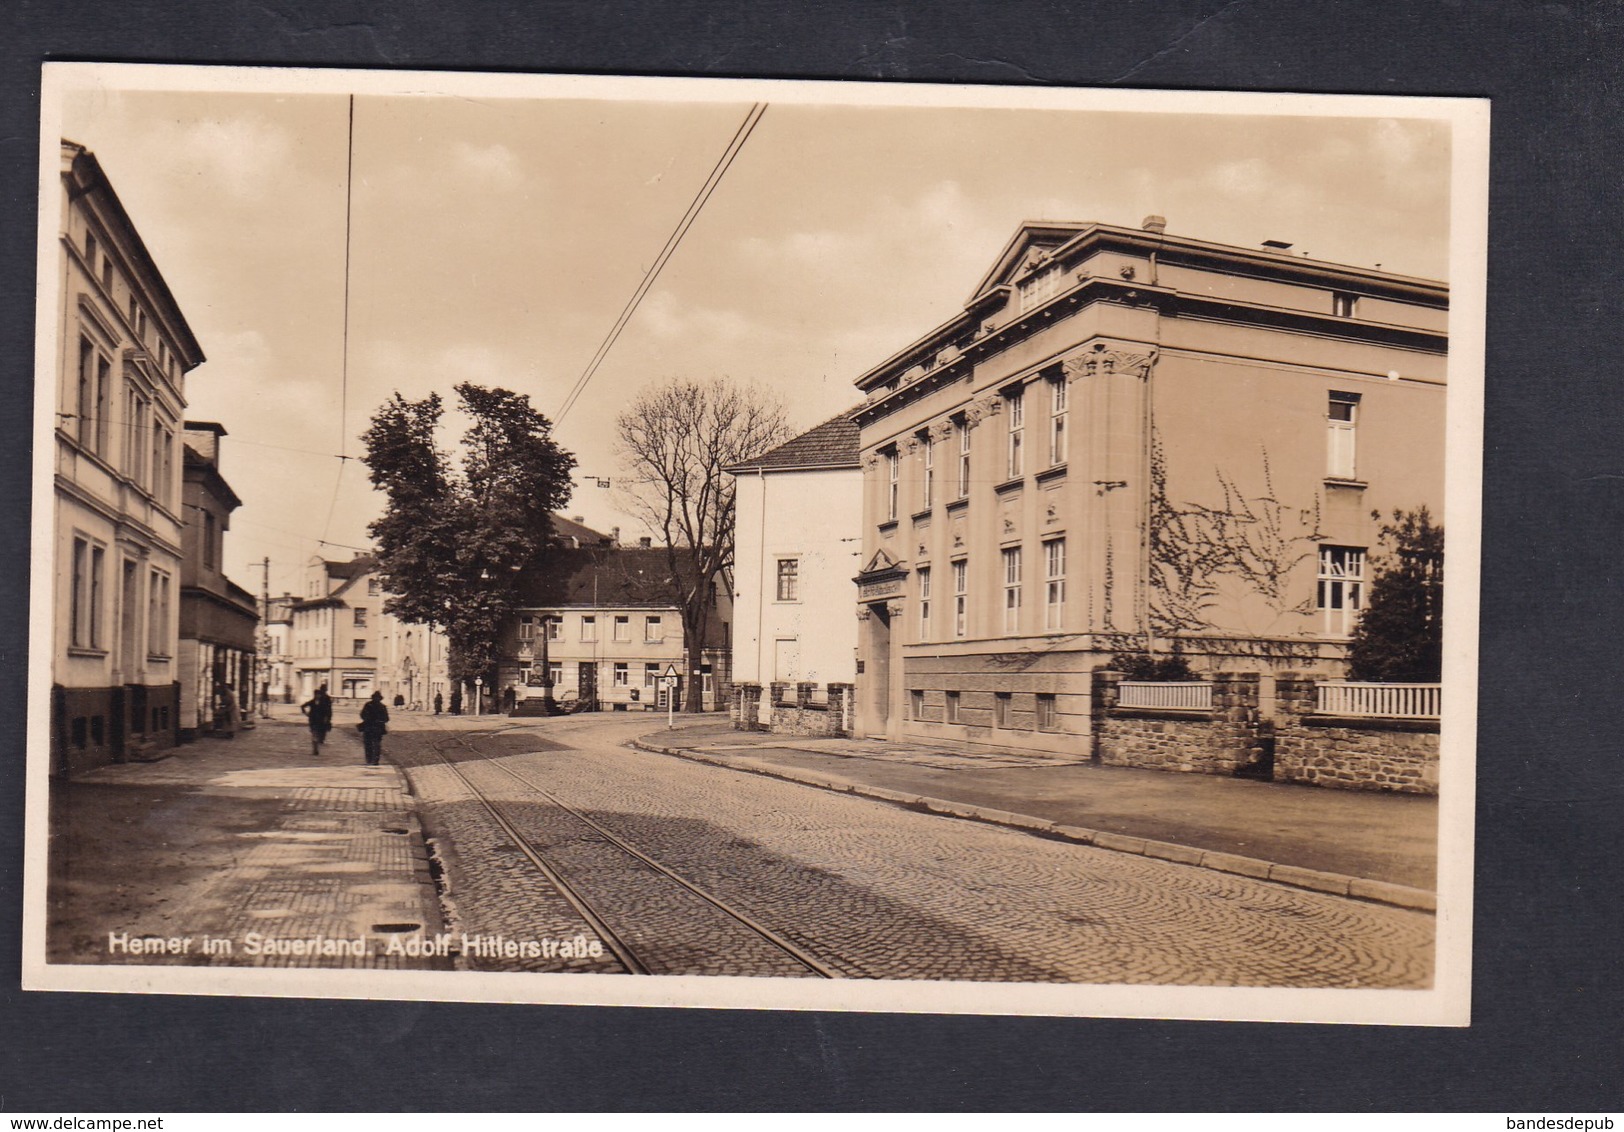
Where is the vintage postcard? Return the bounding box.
[24,63,1486,1023]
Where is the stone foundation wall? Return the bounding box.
[1273,674,1439,794]
[1094,671,1267,776]
[732,681,854,737]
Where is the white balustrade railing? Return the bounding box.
[1316,682,1440,719]
[1117,681,1212,711]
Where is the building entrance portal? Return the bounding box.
[867,603,892,729]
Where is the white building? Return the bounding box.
[727,410,862,731]
[50,142,206,775]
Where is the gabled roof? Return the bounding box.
[727,408,861,473]
[967,221,1094,301]
[550,513,613,547]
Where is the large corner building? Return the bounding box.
[852,218,1447,751]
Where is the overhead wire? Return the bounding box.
[320,93,358,546]
[555,102,767,424]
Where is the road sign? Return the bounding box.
[663,664,679,679]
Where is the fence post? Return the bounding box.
[1091,669,1122,765]
[827,682,854,737]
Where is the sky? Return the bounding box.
[53,71,1454,600]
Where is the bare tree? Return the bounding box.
[615,379,791,710]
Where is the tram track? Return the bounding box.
[425,725,842,979]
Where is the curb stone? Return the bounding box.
[632,738,1437,914]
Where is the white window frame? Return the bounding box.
[1044,538,1066,631]
[952,559,968,638]
[956,418,971,499]
[1317,545,1366,636]
[1006,387,1024,478]
[1328,391,1360,480]
[613,615,631,642]
[775,558,799,602]
[613,662,629,687]
[920,431,934,509]
[580,615,597,642]
[70,535,106,651]
[1049,378,1068,466]
[917,565,931,642]
[1002,546,1022,634]
[644,662,660,688]
[147,569,171,657]
[644,615,663,642]
[886,448,900,522]
[545,616,562,642]
[518,616,535,641]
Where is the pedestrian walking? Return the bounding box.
[449,688,462,715]
[433,691,443,715]
[301,685,333,756]
[359,691,390,766]
[214,683,240,739]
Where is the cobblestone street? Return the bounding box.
[392,714,1435,987]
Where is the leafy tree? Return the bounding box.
[615,378,790,711]
[361,383,576,692]
[1346,507,1444,682]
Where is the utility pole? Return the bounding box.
[257,557,271,716]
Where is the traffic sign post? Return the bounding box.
[663,664,679,729]
[474,676,483,717]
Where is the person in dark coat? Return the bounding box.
[433,692,443,715]
[300,685,333,756]
[359,691,390,766]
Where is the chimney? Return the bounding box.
[1262,239,1293,253]
[610,526,620,545]
[571,515,584,524]
[1140,215,1166,234]
[638,536,652,549]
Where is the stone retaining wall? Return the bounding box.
[731,681,854,737]
[1273,674,1439,794]
[1094,671,1268,776]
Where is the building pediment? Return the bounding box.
[966,222,1091,303]
[859,547,903,577]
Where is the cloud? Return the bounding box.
[175,116,298,203]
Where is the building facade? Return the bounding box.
[261,594,296,705]
[495,523,732,713]
[851,218,1447,752]
[176,423,259,739]
[51,142,207,775]
[728,410,863,730]
[289,555,381,703]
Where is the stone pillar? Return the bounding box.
[733,682,762,732]
[827,682,854,737]
[769,680,789,705]
[796,681,815,709]
[1274,671,1318,723]
[1090,669,1122,764]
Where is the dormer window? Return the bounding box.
[1333,292,1359,318]
[1018,263,1065,312]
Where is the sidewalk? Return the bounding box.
[632,720,1439,905]
[47,709,448,969]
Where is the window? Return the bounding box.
[953,559,968,638]
[1006,386,1024,478]
[153,426,173,505]
[613,662,628,687]
[644,663,660,688]
[1333,292,1359,318]
[94,354,110,456]
[775,558,799,602]
[917,566,931,641]
[1044,538,1066,631]
[1327,391,1360,479]
[1018,263,1063,311]
[545,616,562,641]
[353,608,368,627]
[147,569,171,658]
[1318,546,1366,636]
[886,448,900,521]
[84,231,98,274]
[75,338,94,448]
[547,662,562,687]
[994,692,1012,728]
[353,639,368,657]
[1002,546,1022,634]
[614,616,631,642]
[644,616,663,642]
[910,690,925,719]
[1049,378,1068,466]
[945,691,961,724]
[70,536,105,650]
[518,616,535,641]
[956,417,971,499]
[919,431,934,509]
[1037,693,1058,731]
[101,255,113,292]
[125,385,150,488]
[580,615,597,642]
[202,512,216,569]
[367,578,381,596]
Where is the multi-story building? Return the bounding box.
[372,604,450,711]
[50,141,207,775]
[495,520,732,713]
[175,423,259,739]
[851,217,1447,751]
[261,594,296,705]
[289,555,380,703]
[728,409,862,729]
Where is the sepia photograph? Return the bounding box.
[24,64,1486,1023]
